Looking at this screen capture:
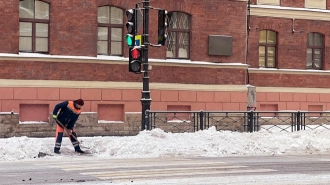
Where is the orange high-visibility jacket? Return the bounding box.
[53,101,81,129]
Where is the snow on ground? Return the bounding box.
[1,127,330,162]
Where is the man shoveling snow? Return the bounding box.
[52,99,85,154]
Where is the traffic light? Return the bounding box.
[125,9,136,47]
[158,9,167,46]
[129,47,142,73]
[126,8,141,74]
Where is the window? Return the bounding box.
[257,0,280,5]
[97,6,124,56]
[305,0,326,9]
[307,33,323,70]
[19,0,49,53]
[166,12,190,59]
[259,30,277,68]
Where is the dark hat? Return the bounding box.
[75,99,84,106]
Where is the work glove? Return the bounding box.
[52,114,57,119]
[68,129,73,135]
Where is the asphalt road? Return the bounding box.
[1,154,330,185]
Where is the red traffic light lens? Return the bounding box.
[131,49,141,59]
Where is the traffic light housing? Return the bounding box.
[129,47,142,73]
[126,8,141,74]
[158,9,167,46]
[125,9,136,47]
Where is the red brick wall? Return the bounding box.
[249,73,330,88]
[0,1,19,53]
[248,17,308,69]
[0,60,246,85]
[0,0,247,63]
[248,17,330,69]
[247,16,330,87]
[0,0,248,86]
[149,0,247,63]
[50,0,98,56]
[3,0,330,88]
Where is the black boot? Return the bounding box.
[54,147,61,154]
[75,146,84,154]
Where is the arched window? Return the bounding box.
[307,32,323,70]
[97,6,124,56]
[166,12,190,59]
[259,30,277,68]
[19,0,50,53]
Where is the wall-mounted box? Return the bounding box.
[208,35,232,56]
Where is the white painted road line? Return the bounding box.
[92,169,277,180]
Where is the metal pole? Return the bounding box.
[199,111,203,131]
[297,111,301,131]
[141,0,151,130]
[248,110,253,132]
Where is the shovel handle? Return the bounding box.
[55,119,81,144]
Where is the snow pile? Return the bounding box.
[88,127,330,158]
[1,127,330,161]
[0,136,51,161]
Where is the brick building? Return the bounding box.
[249,0,330,112]
[0,0,330,136]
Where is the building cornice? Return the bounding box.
[251,5,330,21]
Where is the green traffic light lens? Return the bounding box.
[126,35,133,46]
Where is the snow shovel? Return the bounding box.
[55,119,90,150]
